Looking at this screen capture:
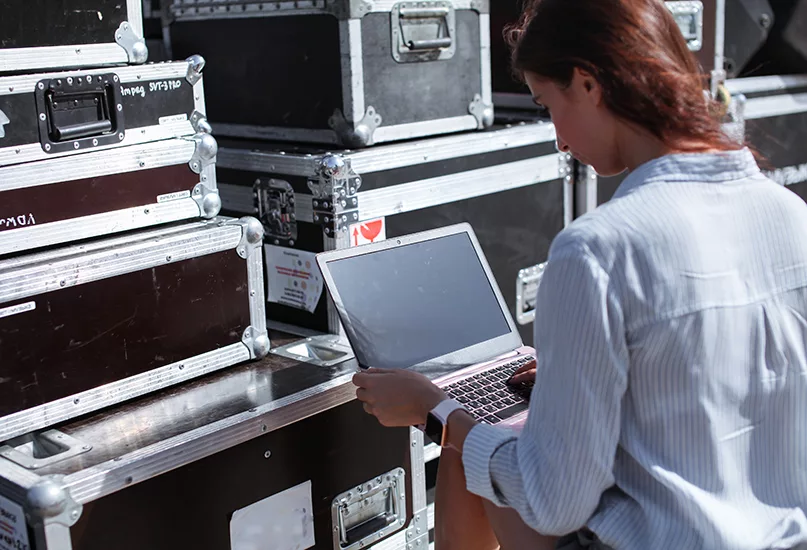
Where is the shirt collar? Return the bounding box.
[612,148,761,200]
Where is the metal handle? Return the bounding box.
[52,119,113,141]
[407,37,452,51]
[331,468,407,550]
[516,262,547,325]
[398,6,450,18]
[337,483,398,546]
[44,83,115,142]
[392,1,456,62]
[35,73,124,154]
[665,1,704,51]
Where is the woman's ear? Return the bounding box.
[574,67,602,106]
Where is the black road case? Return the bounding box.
[573,74,807,216]
[216,120,571,346]
[493,0,729,110]
[0,58,208,168]
[0,218,268,443]
[0,334,426,550]
[727,74,807,203]
[0,0,147,74]
[0,135,219,257]
[165,0,493,148]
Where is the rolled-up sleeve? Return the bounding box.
[462,239,629,536]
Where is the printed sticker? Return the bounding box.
[158,113,189,125]
[230,480,315,550]
[264,246,323,314]
[349,217,386,247]
[157,190,192,203]
[0,494,30,550]
[0,301,35,320]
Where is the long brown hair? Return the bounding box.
[506,0,741,152]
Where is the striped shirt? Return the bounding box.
[463,149,807,549]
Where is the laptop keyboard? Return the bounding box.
[442,355,535,425]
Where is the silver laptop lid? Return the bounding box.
[316,223,523,380]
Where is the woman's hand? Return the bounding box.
[353,368,447,427]
[507,358,537,385]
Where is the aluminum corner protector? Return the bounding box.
[185,55,206,85]
[242,326,270,359]
[189,132,218,173]
[115,21,148,64]
[233,216,264,259]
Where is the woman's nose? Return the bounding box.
[556,137,571,153]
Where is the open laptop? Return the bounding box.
[315,223,535,427]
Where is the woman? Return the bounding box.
[354,0,807,548]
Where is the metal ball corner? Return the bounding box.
[202,193,222,218]
[27,480,68,519]
[241,217,265,245]
[252,334,271,359]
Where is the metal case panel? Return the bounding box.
[0,59,207,167]
[574,75,807,216]
[68,401,412,550]
[0,339,427,550]
[491,0,724,104]
[166,1,491,147]
[728,74,807,203]
[168,15,342,132]
[216,121,570,337]
[0,218,267,442]
[0,136,220,257]
[0,0,147,73]
[359,10,482,127]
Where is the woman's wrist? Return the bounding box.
[444,409,477,453]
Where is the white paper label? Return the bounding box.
[158,113,188,125]
[230,481,315,550]
[0,495,30,550]
[349,217,386,247]
[156,190,192,203]
[264,245,323,314]
[0,301,35,320]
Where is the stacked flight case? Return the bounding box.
[572,75,807,216]
[492,0,733,112]
[159,0,570,347]
[1,1,504,549]
[215,121,572,350]
[0,5,382,550]
[157,2,572,547]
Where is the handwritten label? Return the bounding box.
[0,301,35,320]
[120,84,145,98]
[0,214,36,231]
[0,494,30,550]
[149,80,183,92]
[120,80,183,99]
[157,190,191,203]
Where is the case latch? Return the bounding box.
[331,468,407,550]
[255,178,298,246]
[391,1,456,63]
[516,262,547,325]
[308,154,361,238]
[665,1,704,51]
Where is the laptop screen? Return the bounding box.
[325,232,512,371]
